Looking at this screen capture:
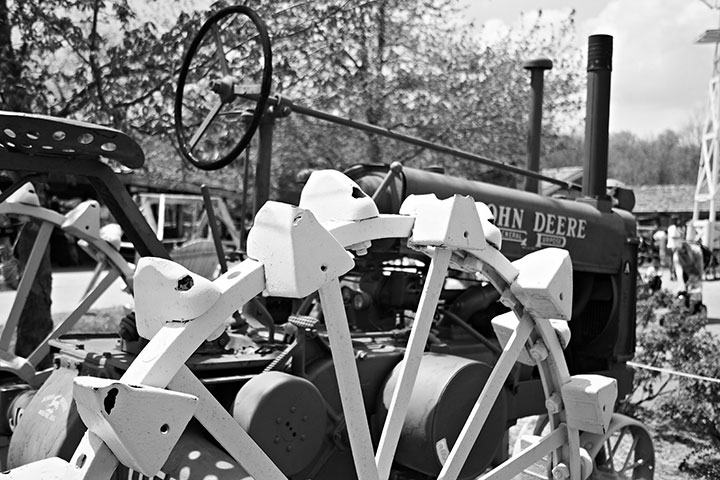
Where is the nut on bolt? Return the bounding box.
[348,240,372,256]
[544,392,563,414]
[499,289,516,309]
[551,463,570,480]
[529,340,548,362]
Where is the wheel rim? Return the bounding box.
[0,199,134,380]
[55,180,591,480]
[174,5,272,171]
[594,424,654,479]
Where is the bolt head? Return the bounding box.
[544,392,563,414]
[529,341,548,361]
[552,463,570,480]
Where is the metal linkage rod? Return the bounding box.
[269,96,581,191]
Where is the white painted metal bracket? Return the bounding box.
[299,169,380,223]
[73,377,198,477]
[247,201,354,298]
[5,182,40,206]
[399,194,487,251]
[299,171,414,254]
[561,374,617,435]
[62,200,101,238]
[134,257,223,340]
[510,247,573,320]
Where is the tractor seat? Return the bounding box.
[0,111,144,169]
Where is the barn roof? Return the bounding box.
[630,184,701,215]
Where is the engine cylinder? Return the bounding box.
[233,371,327,476]
[378,353,507,479]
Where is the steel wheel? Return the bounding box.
[582,414,655,480]
[174,5,272,171]
[48,185,597,480]
[0,196,134,385]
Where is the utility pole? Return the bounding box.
[693,0,720,249]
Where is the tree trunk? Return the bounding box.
[14,220,53,365]
[0,0,54,366]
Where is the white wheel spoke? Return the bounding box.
[621,434,640,472]
[318,279,379,480]
[438,313,534,480]
[619,458,646,473]
[604,438,614,469]
[26,268,121,366]
[0,222,53,350]
[479,425,567,480]
[168,366,286,479]
[611,426,629,459]
[376,247,451,480]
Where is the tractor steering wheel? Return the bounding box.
[175,5,272,171]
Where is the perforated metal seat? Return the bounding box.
[0,111,144,168]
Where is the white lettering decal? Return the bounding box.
[487,203,497,219]
[497,206,511,228]
[577,219,587,238]
[556,215,566,236]
[511,208,523,230]
[532,212,587,241]
[546,214,556,234]
[536,233,567,248]
[501,229,528,247]
[567,217,577,237]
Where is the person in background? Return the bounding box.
[667,216,683,280]
[673,241,705,313]
[652,222,668,268]
[644,256,662,293]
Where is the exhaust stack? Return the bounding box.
[582,34,613,211]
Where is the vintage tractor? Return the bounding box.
[0,5,652,480]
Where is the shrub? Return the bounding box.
[620,289,720,474]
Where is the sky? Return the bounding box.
[464,0,719,137]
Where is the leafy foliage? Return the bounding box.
[608,130,700,185]
[622,289,720,474]
[251,1,585,192]
[4,0,184,129]
[0,0,587,197]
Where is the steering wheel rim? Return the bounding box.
[175,5,272,171]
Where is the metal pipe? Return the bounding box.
[371,161,403,202]
[239,110,254,252]
[201,184,228,273]
[583,34,613,206]
[267,96,581,191]
[254,113,274,214]
[523,58,553,193]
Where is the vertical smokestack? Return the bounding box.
[582,34,612,208]
[523,57,553,193]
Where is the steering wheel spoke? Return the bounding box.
[188,99,225,152]
[211,23,231,77]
